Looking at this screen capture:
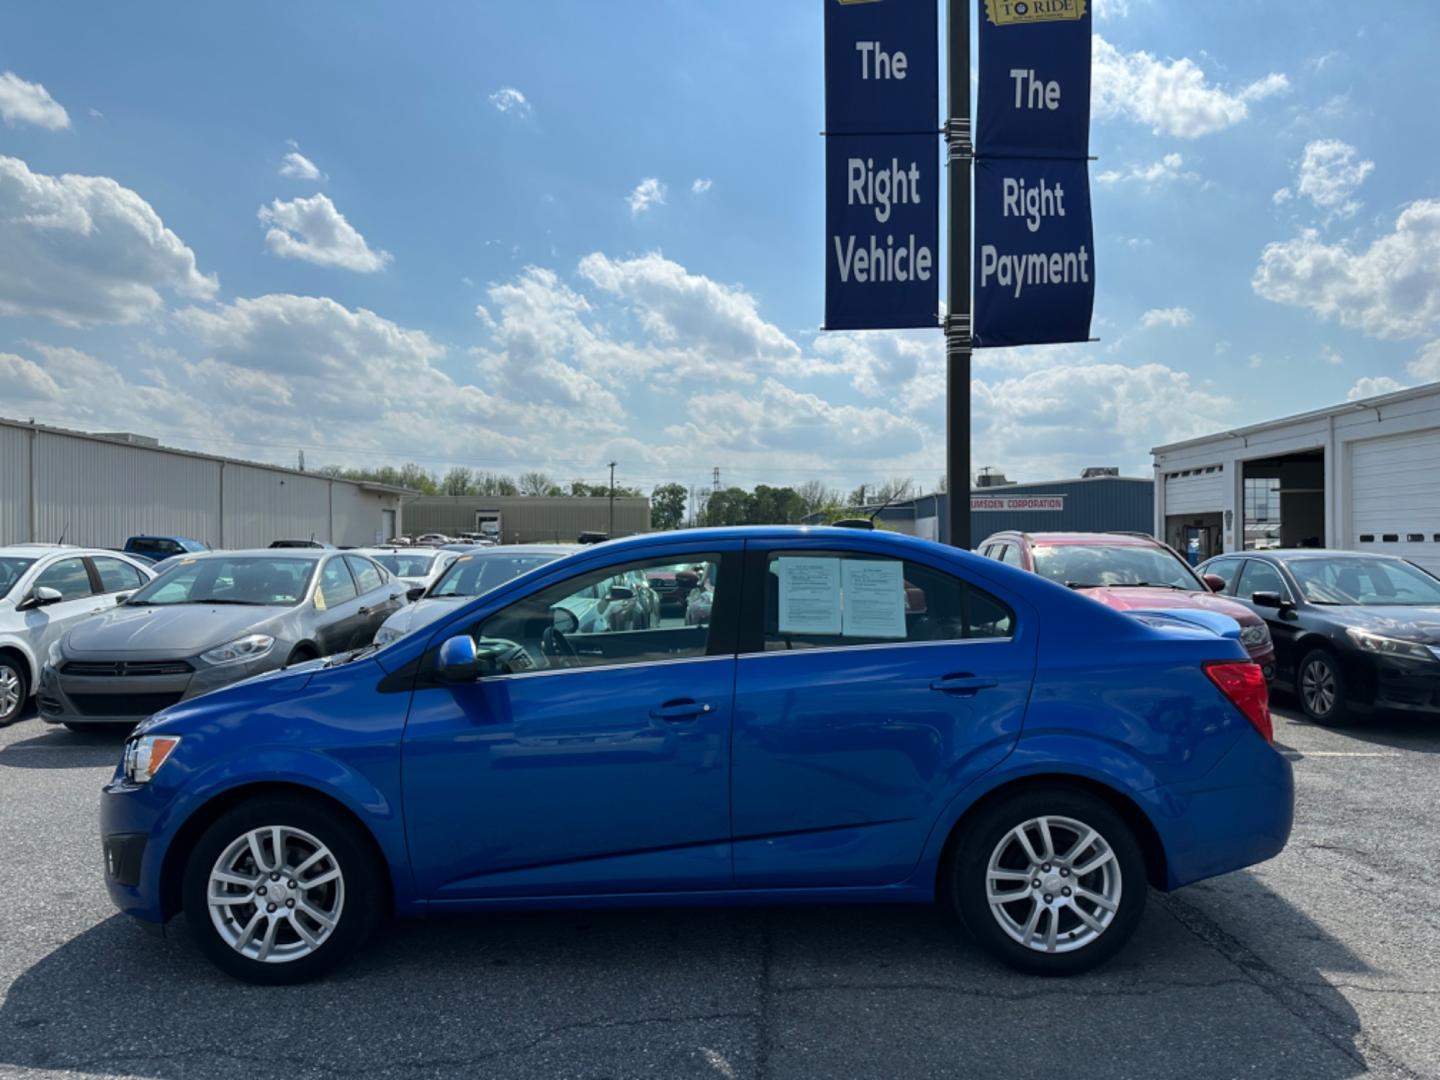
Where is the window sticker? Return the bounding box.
[777,557,842,635]
[840,559,907,638]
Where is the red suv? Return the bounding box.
[979,531,1276,679]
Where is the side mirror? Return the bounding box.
[17,586,63,612]
[406,585,426,602]
[607,585,635,602]
[114,592,133,606]
[1202,574,1228,593]
[552,607,580,635]
[436,635,480,683]
[1250,591,1286,610]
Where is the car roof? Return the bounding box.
[0,544,147,558]
[989,532,1160,547]
[177,548,329,561]
[1233,549,1411,562]
[461,544,583,555]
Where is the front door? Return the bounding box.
[402,546,740,901]
[1234,559,1303,682]
[730,542,1036,888]
[24,556,106,660]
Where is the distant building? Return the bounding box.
[404,495,651,545]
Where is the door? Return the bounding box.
[731,543,1036,888]
[89,555,149,604]
[402,547,740,900]
[344,555,402,645]
[1234,559,1302,681]
[23,556,106,661]
[1350,429,1440,574]
[313,557,364,655]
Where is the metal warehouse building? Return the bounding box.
[1153,381,1440,573]
[404,495,651,545]
[0,417,410,549]
[854,474,1155,546]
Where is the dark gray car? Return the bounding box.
[37,549,405,730]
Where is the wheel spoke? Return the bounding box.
[256,917,280,962]
[1072,904,1106,934]
[300,867,340,890]
[246,832,271,873]
[298,901,336,931]
[234,910,264,952]
[270,827,286,872]
[1075,887,1118,913]
[1064,827,1097,864]
[1013,827,1043,866]
[288,912,322,950]
[1019,901,1043,946]
[293,849,326,878]
[212,869,258,889]
[1042,906,1059,952]
[208,891,254,908]
[1036,817,1056,861]
[1074,849,1115,877]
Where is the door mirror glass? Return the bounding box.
[436,635,480,682]
[1251,591,1285,609]
[19,585,64,611]
[406,585,426,602]
[607,584,636,602]
[1202,574,1228,593]
[551,606,580,635]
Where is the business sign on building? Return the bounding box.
[973,0,1094,347]
[823,0,940,331]
[972,494,1067,512]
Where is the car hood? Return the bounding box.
[381,596,467,636]
[1323,605,1440,643]
[1079,587,1264,627]
[64,604,286,657]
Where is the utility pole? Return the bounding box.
[607,461,617,538]
[712,467,721,496]
[945,0,973,550]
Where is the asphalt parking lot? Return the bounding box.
[1,701,1436,1080]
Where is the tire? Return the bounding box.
[950,787,1147,976]
[0,656,27,726]
[63,721,128,734]
[182,795,383,985]
[1297,648,1351,726]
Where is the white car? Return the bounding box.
[354,547,459,599]
[0,545,155,724]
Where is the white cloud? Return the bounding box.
[489,87,531,118]
[1092,36,1287,138]
[279,141,326,181]
[628,177,667,218]
[0,155,216,326]
[1097,152,1196,186]
[1140,306,1194,329]
[1408,340,1440,382]
[1321,344,1343,366]
[1291,139,1373,217]
[1253,200,1440,340]
[691,178,713,195]
[1093,0,1129,17]
[0,71,70,130]
[1347,376,1404,401]
[258,193,391,272]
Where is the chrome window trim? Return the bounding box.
[478,651,733,683]
[742,635,1015,659]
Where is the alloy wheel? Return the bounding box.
[207,825,345,963]
[1301,658,1336,718]
[985,815,1122,954]
[0,665,21,721]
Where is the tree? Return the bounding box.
[396,463,439,495]
[441,466,474,496]
[749,484,805,524]
[519,470,561,496]
[795,480,840,519]
[474,471,519,496]
[701,487,752,526]
[650,483,688,531]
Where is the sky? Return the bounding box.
[2,0,1439,498]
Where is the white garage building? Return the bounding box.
[1153,381,1440,574]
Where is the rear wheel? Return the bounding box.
[950,787,1147,975]
[182,796,383,984]
[0,657,27,726]
[1297,648,1351,726]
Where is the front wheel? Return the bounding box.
[1297,648,1352,726]
[182,796,382,984]
[950,787,1147,975]
[0,657,28,726]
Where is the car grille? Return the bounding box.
[68,692,186,718]
[62,660,194,677]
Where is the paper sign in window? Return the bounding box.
[777,557,842,635]
[841,559,907,639]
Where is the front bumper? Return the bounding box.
[100,777,170,923]
[39,658,264,726]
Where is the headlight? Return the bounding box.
[1346,627,1436,662]
[199,633,275,665]
[373,624,402,647]
[123,734,181,784]
[1240,623,1271,648]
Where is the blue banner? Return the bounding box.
[976,0,1092,158]
[824,0,938,135]
[973,157,1094,347]
[826,133,940,331]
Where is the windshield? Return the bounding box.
[372,553,436,578]
[431,553,565,597]
[1284,557,1440,606]
[1031,544,1203,591]
[0,557,36,600]
[128,556,316,606]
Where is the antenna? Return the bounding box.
[56,520,69,545]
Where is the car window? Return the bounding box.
[432,552,569,597]
[1237,561,1290,603]
[318,558,359,608]
[1030,542,1202,590]
[130,556,315,605]
[33,557,93,600]
[1283,556,1440,606]
[92,556,147,594]
[1203,557,1242,595]
[345,555,385,594]
[372,552,436,578]
[1000,544,1024,566]
[129,538,180,558]
[0,557,36,600]
[761,552,1014,652]
[474,554,725,673]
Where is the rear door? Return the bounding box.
[730,539,1036,887]
[313,557,364,655]
[344,555,402,645]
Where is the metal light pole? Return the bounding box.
[945,0,973,550]
[607,461,617,538]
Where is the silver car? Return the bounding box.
[0,545,155,725]
[356,547,458,599]
[38,549,405,731]
[373,544,579,646]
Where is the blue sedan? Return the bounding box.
[99,527,1292,983]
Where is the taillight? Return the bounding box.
[1204,661,1272,743]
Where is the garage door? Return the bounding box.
[1164,466,1225,516]
[1350,429,1440,573]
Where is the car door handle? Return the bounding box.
[358,605,375,616]
[649,700,714,722]
[930,674,999,695]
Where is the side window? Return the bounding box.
[318,558,358,608]
[345,556,384,595]
[1237,560,1289,602]
[1001,544,1024,567]
[762,552,1014,652]
[475,553,725,672]
[92,556,146,594]
[1204,558,1241,595]
[33,557,94,600]
[981,544,999,559]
